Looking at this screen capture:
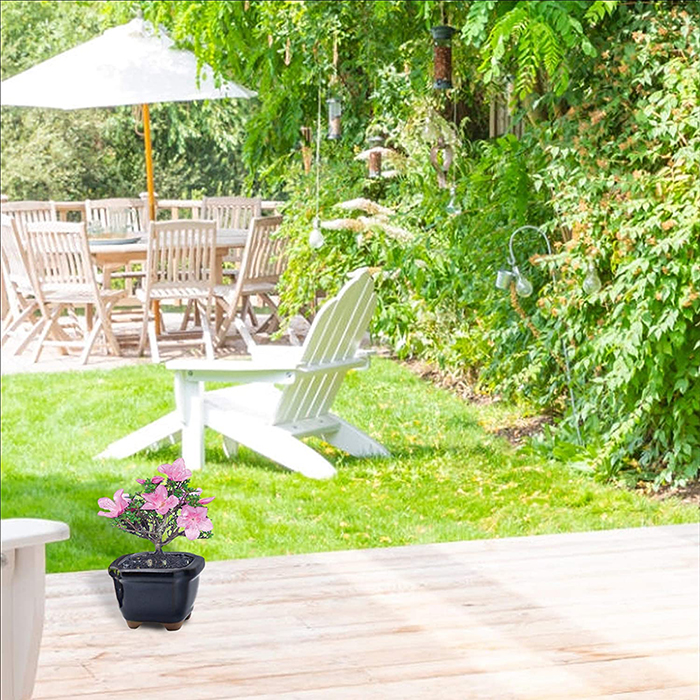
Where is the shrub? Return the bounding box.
[279,7,699,485]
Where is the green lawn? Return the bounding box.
[1,358,696,573]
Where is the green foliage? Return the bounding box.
[278,6,700,486]
[462,0,612,102]
[132,0,448,181]
[533,7,700,483]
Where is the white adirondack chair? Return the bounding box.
[98,268,389,478]
[1,519,70,700]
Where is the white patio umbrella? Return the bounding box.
[0,18,256,221]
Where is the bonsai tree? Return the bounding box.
[97,458,214,553]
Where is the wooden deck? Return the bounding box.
[35,524,699,699]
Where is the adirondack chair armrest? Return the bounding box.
[295,356,369,374]
[166,358,298,385]
[356,348,376,367]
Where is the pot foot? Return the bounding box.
[126,620,142,629]
[163,621,184,631]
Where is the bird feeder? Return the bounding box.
[367,135,384,179]
[327,97,342,140]
[430,25,456,90]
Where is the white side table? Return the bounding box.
[1,519,70,700]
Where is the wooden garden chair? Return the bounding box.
[201,196,261,278]
[98,268,389,479]
[85,198,148,235]
[136,220,217,363]
[23,221,126,364]
[85,198,150,296]
[1,215,46,353]
[0,201,57,236]
[214,215,286,346]
[201,195,261,231]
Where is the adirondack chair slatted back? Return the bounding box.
[24,221,98,294]
[202,197,261,230]
[238,215,285,287]
[1,215,35,297]
[85,198,149,233]
[1,201,57,238]
[146,220,217,287]
[273,269,376,426]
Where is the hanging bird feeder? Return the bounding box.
[327,97,342,140]
[367,135,385,179]
[430,25,456,90]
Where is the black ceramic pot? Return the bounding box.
[108,552,205,630]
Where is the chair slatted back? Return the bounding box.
[273,269,376,426]
[1,215,35,297]
[238,215,285,288]
[202,197,261,230]
[155,199,204,221]
[24,221,98,293]
[54,201,87,222]
[85,198,149,233]
[1,201,57,237]
[146,220,217,287]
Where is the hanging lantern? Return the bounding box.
[327,97,342,140]
[431,25,456,90]
[445,186,461,216]
[308,217,325,249]
[368,135,384,179]
[583,263,602,294]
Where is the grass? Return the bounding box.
[1,358,697,573]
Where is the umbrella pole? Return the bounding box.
[142,103,156,223]
[142,103,161,338]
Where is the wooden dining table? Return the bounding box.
[88,229,248,336]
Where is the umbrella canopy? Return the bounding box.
[0,18,256,217]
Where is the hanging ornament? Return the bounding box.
[430,136,453,189]
[430,25,456,90]
[327,97,342,140]
[445,186,461,216]
[367,135,384,179]
[308,217,325,249]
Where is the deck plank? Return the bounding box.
[34,524,699,699]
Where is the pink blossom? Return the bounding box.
[98,489,130,518]
[151,476,164,484]
[198,496,215,505]
[141,485,179,515]
[158,458,192,482]
[176,505,213,540]
[136,479,146,485]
